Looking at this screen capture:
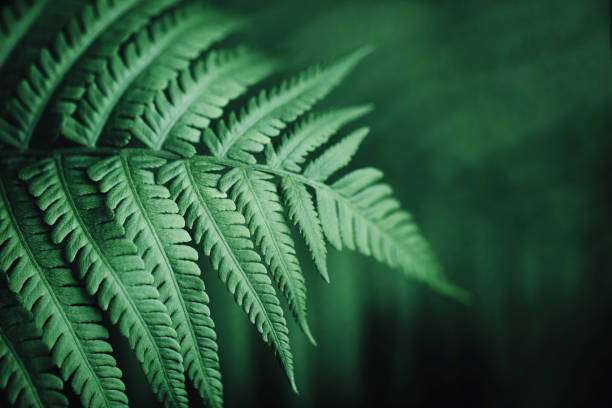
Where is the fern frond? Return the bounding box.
[0,283,67,408]
[57,2,240,148]
[219,168,314,344]
[88,153,223,408]
[266,105,373,172]
[0,160,128,408]
[280,176,329,282]
[0,0,49,70]
[303,127,369,182]
[0,1,469,402]
[20,155,189,408]
[157,158,298,392]
[110,47,273,157]
[203,47,372,164]
[0,0,172,148]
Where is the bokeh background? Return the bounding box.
[115,1,612,407]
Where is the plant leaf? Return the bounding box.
[158,157,298,392]
[267,105,373,172]
[0,282,68,408]
[58,2,240,148]
[219,168,314,344]
[20,154,190,408]
[204,47,372,163]
[0,158,128,408]
[111,47,273,156]
[280,176,329,282]
[89,153,223,408]
[303,127,369,182]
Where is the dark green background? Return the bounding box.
[118,1,612,407]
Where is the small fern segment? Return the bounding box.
[203,47,371,164]
[111,47,273,157]
[280,176,329,282]
[0,283,67,408]
[303,127,369,181]
[89,153,223,408]
[0,161,128,408]
[0,0,49,70]
[20,155,190,408]
[219,168,314,344]
[0,0,157,148]
[267,105,373,172]
[158,158,298,392]
[58,2,239,148]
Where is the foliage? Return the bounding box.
[0,1,467,407]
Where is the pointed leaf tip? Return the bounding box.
[444,284,472,305]
[321,269,330,284]
[333,45,374,76]
[299,318,317,346]
[289,373,299,395]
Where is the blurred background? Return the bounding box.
[119,0,612,407]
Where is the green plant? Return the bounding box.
[0,1,468,407]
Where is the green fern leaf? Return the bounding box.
[303,127,369,182]
[266,105,373,172]
[88,153,223,408]
[57,2,240,148]
[157,158,298,392]
[0,0,469,403]
[20,155,189,408]
[203,47,372,164]
[280,176,329,282]
[0,0,176,148]
[0,283,67,408]
[110,47,273,156]
[219,168,314,344]
[0,160,128,408]
[0,0,49,70]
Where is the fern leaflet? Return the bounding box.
[158,158,298,392]
[0,0,175,148]
[0,282,67,408]
[0,0,49,70]
[89,153,223,408]
[266,105,373,172]
[280,176,329,282]
[58,2,239,148]
[219,168,314,344]
[110,47,273,156]
[20,155,189,408]
[0,160,128,408]
[303,127,369,182]
[203,47,371,163]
